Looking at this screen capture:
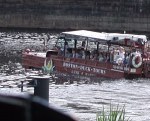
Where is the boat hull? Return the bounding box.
[22,53,144,79]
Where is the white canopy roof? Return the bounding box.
[62,30,147,42]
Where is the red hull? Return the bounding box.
[22,53,147,79]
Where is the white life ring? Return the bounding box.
[132,55,142,68]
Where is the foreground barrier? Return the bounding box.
[0,94,77,121]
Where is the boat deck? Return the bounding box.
[24,52,46,58]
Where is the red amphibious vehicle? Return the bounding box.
[22,30,150,79]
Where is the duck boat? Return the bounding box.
[22,30,150,79]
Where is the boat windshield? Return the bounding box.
[56,38,75,48]
[56,37,99,51]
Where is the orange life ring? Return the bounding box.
[131,55,142,68]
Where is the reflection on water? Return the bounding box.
[0,31,150,121]
[48,78,150,121]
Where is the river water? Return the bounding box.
[0,31,150,121]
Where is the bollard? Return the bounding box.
[31,76,50,102]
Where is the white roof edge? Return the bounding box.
[62,30,147,42]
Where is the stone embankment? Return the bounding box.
[0,0,150,33]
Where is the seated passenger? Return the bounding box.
[81,41,86,49]
[90,50,99,60]
[124,52,130,65]
[98,52,104,62]
[113,50,120,63]
[57,46,63,56]
[84,50,90,59]
[105,52,110,62]
[72,49,77,58]
[131,49,141,57]
[81,48,85,59]
[66,48,72,58]
[77,48,83,58]
[92,53,99,60]
[72,48,83,58]
[109,49,114,63]
[116,58,124,65]
[115,47,125,64]
[118,47,125,59]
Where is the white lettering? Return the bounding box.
[63,62,105,74]
[113,65,129,71]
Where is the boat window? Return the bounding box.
[46,50,58,57]
[68,39,75,48]
[56,38,75,48]
[88,41,97,50]
[56,38,65,48]
[76,40,85,48]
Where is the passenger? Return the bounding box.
[81,41,86,49]
[76,49,82,58]
[90,54,94,60]
[78,41,86,50]
[105,52,110,62]
[93,52,99,60]
[89,51,93,59]
[65,41,69,48]
[57,46,63,56]
[72,48,82,58]
[109,48,114,63]
[72,48,77,58]
[84,50,90,59]
[101,52,107,62]
[118,46,125,59]
[124,52,130,65]
[66,48,72,58]
[113,47,125,64]
[130,49,141,57]
[113,49,120,63]
[80,48,85,59]
[116,47,125,64]
[60,41,69,56]
[116,58,123,65]
[90,50,98,60]
[98,52,104,62]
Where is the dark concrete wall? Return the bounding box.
[0,0,150,32]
